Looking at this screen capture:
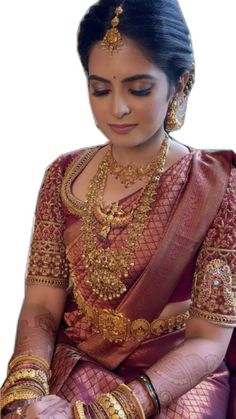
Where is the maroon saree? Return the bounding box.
[25,145,236,418]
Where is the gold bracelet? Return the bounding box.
[97,393,127,419]
[111,390,136,419]
[3,384,43,398]
[90,401,108,419]
[2,368,49,395]
[73,400,86,419]
[8,355,50,374]
[116,384,145,419]
[0,390,40,412]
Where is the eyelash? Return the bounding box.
[92,88,152,97]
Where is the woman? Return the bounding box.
[1,0,235,418]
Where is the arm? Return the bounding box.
[13,285,67,362]
[129,318,233,416]
[1,157,70,416]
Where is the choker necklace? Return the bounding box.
[80,135,169,301]
[108,145,165,188]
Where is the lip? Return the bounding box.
[108,124,138,134]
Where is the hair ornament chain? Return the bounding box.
[102,2,125,54]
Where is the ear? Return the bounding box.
[175,71,190,95]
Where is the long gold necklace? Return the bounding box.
[93,201,136,241]
[81,135,169,301]
[109,145,159,187]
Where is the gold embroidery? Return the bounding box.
[190,259,236,327]
[61,147,100,216]
[25,158,69,289]
[26,276,68,288]
[190,169,236,326]
[189,307,236,327]
[72,279,189,342]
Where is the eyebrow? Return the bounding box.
[88,74,158,84]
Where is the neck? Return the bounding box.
[111,127,167,166]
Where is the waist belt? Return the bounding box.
[73,285,189,343]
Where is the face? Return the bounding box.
[88,38,172,149]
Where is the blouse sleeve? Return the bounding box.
[189,167,236,327]
[25,157,69,289]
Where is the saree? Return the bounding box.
[25,145,236,418]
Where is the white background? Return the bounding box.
[0,1,235,383]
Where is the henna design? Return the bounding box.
[35,313,57,335]
[147,346,221,407]
[14,311,57,363]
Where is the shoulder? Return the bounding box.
[44,144,104,177]
[192,148,236,167]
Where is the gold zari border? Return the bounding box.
[26,275,68,289]
[61,147,100,216]
[189,306,236,327]
[73,283,189,343]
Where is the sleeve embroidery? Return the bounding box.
[25,157,69,289]
[189,168,236,327]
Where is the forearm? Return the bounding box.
[1,303,58,415]
[13,301,58,364]
[129,337,225,416]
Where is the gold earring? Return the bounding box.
[165,94,188,132]
[165,63,195,132]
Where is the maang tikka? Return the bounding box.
[102,2,125,54]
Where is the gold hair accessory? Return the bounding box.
[102,4,124,54]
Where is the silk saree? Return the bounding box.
[25,145,236,418]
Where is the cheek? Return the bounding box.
[89,98,106,122]
[137,96,168,124]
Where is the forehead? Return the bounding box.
[88,37,163,80]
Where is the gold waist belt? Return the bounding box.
[73,286,189,343]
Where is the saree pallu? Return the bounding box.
[25,145,236,418]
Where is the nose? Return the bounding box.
[111,92,131,119]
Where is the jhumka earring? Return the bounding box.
[101,3,125,54]
[165,64,195,132]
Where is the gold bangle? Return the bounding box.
[90,401,108,419]
[2,369,49,395]
[0,390,40,412]
[8,355,50,374]
[97,393,127,419]
[116,384,145,419]
[111,390,136,419]
[73,400,86,419]
[3,384,43,398]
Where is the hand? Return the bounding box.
[4,395,73,419]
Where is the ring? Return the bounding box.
[15,407,23,416]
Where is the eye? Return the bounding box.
[92,89,111,97]
[129,88,152,96]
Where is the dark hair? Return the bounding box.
[77,0,194,89]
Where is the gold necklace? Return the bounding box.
[93,201,136,241]
[109,145,162,187]
[80,135,169,301]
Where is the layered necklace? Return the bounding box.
[80,135,169,301]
